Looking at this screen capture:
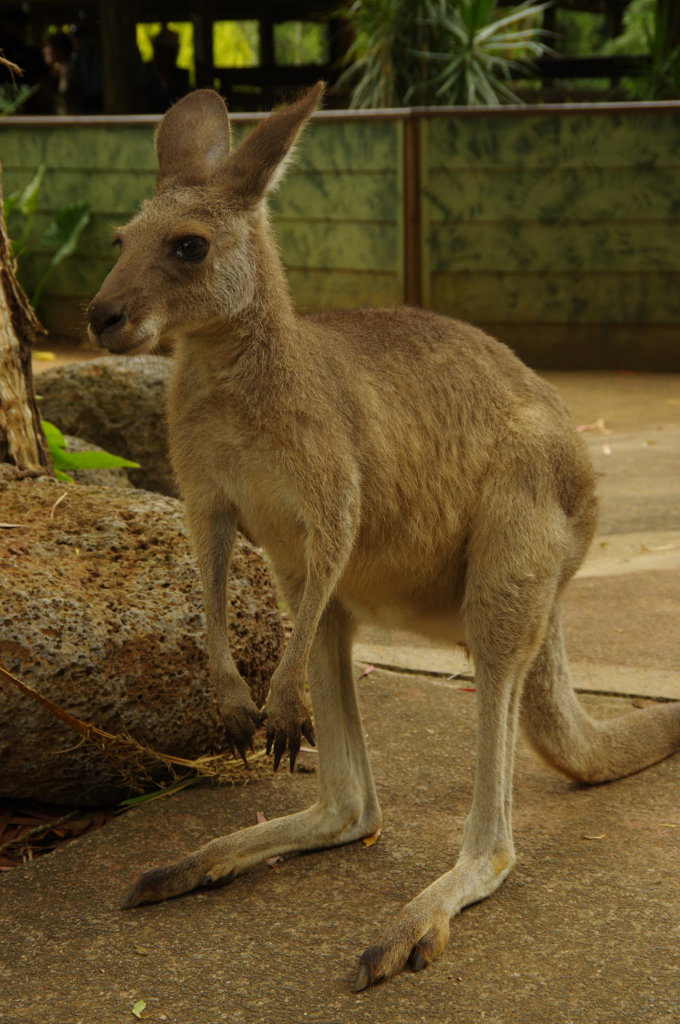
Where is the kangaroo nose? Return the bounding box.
[87,299,127,344]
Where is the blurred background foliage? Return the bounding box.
[135,18,329,83]
[132,2,677,108]
[1,2,676,115]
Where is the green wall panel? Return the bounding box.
[229,118,400,173]
[288,268,402,311]
[421,106,680,358]
[0,115,404,322]
[425,111,680,170]
[0,124,158,172]
[428,221,680,273]
[430,270,680,324]
[270,170,399,223]
[280,119,400,173]
[3,168,155,217]
[425,166,680,222]
[276,219,399,273]
[2,105,679,368]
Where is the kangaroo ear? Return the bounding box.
[225,82,325,207]
[155,90,231,191]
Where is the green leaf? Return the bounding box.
[118,777,200,809]
[41,419,140,481]
[3,192,20,218]
[131,1000,147,1019]
[53,450,141,471]
[31,202,91,308]
[19,165,46,217]
[339,0,548,107]
[49,448,78,478]
[53,467,75,484]
[41,420,66,450]
[0,83,40,116]
[40,201,91,258]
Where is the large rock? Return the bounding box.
[0,466,284,804]
[38,355,175,496]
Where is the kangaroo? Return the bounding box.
[86,84,680,991]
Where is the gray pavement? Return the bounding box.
[2,371,679,1024]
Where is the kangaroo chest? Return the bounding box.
[169,387,308,565]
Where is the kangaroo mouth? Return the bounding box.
[87,320,158,356]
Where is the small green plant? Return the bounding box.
[3,164,45,259]
[637,1,680,99]
[605,0,680,100]
[0,82,39,115]
[42,420,140,484]
[3,164,91,310]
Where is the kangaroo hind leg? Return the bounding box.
[123,596,381,909]
[355,516,559,990]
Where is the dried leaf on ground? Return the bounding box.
[576,418,611,434]
[0,800,115,867]
[362,829,382,848]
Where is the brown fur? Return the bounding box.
[87,84,680,990]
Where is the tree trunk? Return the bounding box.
[0,170,53,475]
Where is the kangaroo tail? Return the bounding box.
[520,606,680,784]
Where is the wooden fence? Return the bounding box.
[2,100,679,369]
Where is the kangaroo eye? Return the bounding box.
[175,235,209,262]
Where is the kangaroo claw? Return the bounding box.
[354,963,371,993]
[263,692,315,772]
[221,700,262,764]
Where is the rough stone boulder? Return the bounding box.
[38,354,175,496]
[0,466,284,805]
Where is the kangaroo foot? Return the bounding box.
[355,911,451,991]
[355,850,515,990]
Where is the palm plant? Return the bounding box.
[339,0,550,108]
[337,0,415,107]
[639,0,680,99]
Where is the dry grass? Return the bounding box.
[0,662,271,795]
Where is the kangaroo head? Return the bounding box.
[87,83,324,354]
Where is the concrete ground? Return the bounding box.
[2,366,679,1024]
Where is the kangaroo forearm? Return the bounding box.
[185,500,252,712]
[187,501,237,631]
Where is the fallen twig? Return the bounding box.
[49,491,68,519]
[0,662,270,793]
[0,54,23,77]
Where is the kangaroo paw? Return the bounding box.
[262,692,315,772]
[220,698,263,765]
